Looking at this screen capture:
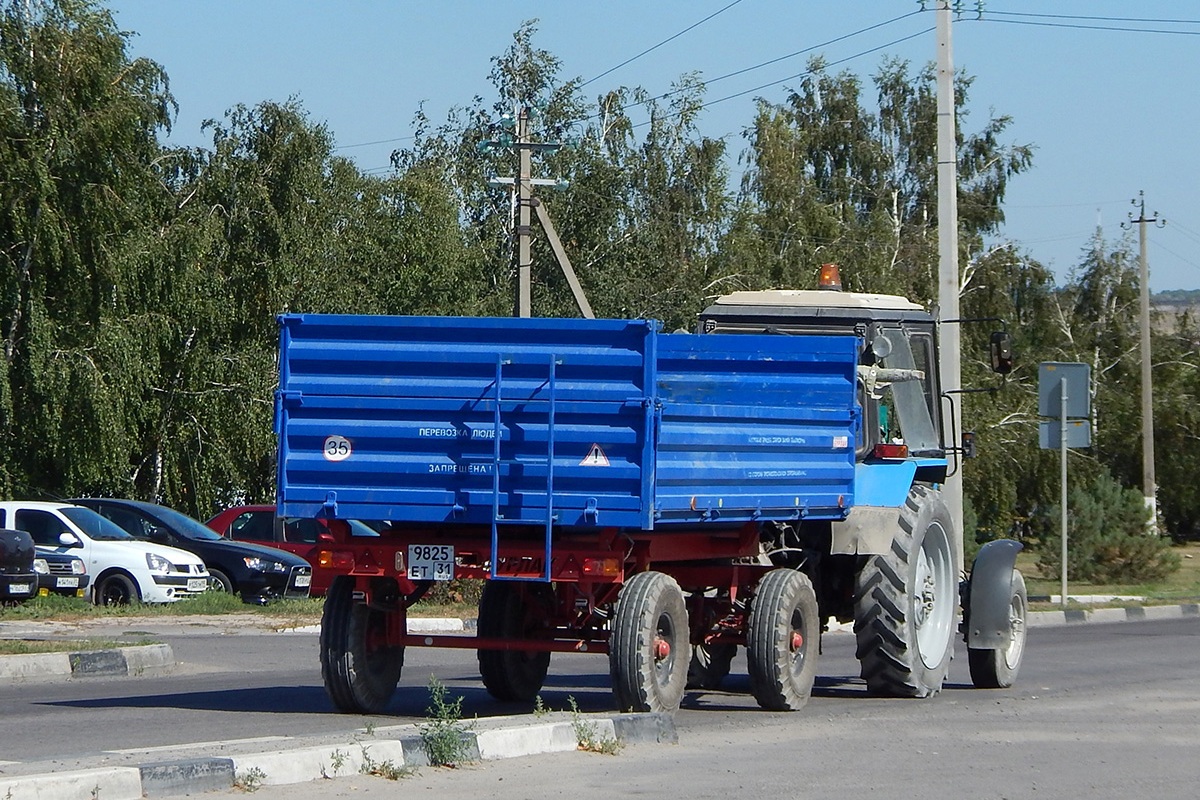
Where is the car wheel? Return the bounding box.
[208,569,235,595]
[95,573,139,607]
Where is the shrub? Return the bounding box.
[1037,471,1179,583]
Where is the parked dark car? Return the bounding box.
[33,549,89,598]
[72,499,312,604]
[0,528,37,602]
[204,505,378,597]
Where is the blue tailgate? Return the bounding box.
[275,315,857,529]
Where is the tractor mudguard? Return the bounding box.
[963,539,1023,649]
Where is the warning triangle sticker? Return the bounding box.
[580,443,610,467]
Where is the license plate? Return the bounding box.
[407,544,454,581]
[9,583,31,594]
[294,574,312,588]
[55,577,79,588]
[188,578,208,592]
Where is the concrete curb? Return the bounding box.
[0,711,677,800]
[1026,602,1200,627]
[0,642,173,682]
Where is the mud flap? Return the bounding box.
[963,539,1023,649]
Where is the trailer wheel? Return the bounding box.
[746,569,819,711]
[854,485,956,697]
[610,571,690,713]
[477,581,553,702]
[968,570,1027,689]
[687,643,737,690]
[320,576,403,714]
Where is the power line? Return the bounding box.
[973,16,1200,36]
[982,10,1200,26]
[339,9,925,155]
[631,26,934,130]
[580,0,746,88]
[608,10,925,116]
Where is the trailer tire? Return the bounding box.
[610,571,690,713]
[968,570,1027,689]
[477,581,552,702]
[853,485,956,697]
[746,569,819,711]
[320,576,403,714]
[687,643,737,690]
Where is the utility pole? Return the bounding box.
[516,108,533,317]
[935,2,964,569]
[482,106,594,319]
[1126,191,1164,529]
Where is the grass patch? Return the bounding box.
[0,592,326,623]
[0,637,157,655]
[1019,541,1200,604]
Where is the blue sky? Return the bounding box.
[107,1,1200,293]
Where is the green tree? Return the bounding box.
[0,0,174,498]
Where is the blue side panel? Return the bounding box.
[277,315,655,527]
[275,315,861,531]
[654,333,858,523]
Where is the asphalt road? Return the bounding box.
[188,617,1199,800]
[2,615,1198,800]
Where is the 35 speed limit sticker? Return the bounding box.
[323,435,352,462]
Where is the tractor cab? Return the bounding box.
[698,271,946,481]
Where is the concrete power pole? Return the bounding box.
[935,2,964,570]
[487,106,594,319]
[1128,191,1163,528]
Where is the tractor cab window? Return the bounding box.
[876,328,940,454]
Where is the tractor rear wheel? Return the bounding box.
[853,486,957,697]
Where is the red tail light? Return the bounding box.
[872,443,909,460]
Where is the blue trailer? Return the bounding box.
[275,288,1026,714]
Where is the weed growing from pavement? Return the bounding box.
[322,748,349,778]
[358,744,415,780]
[568,696,622,755]
[235,766,267,791]
[418,676,474,767]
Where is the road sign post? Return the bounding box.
[1038,362,1091,608]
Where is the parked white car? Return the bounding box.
[0,501,210,605]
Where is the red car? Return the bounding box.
[204,505,378,597]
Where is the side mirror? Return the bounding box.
[58,531,82,548]
[147,526,170,544]
[989,331,1014,375]
[962,431,977,459]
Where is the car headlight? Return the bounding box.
[243,556,288,573]
[73,559,86,575]
[34,558,49,575]
[145,553,171,573]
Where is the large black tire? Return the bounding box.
[968,570,1027,689]
[94,573,138,606]
[320,575,404,714]
[854,485,957,697]
[609,571,690,713]
[746,569,820,711]
[687,643,737,690]
[477,581,552,702]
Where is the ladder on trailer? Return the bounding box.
[489,353,559,581]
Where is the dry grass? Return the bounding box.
[1020,541,1200,607]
